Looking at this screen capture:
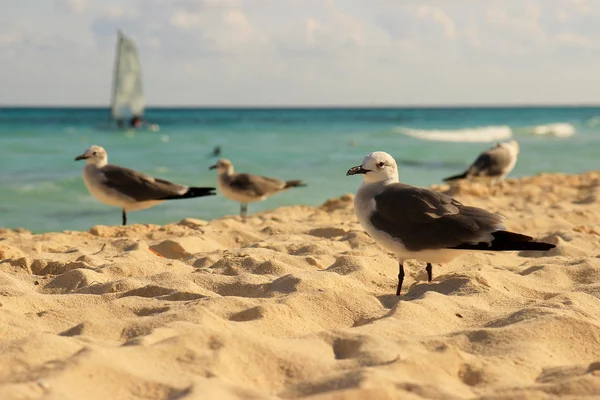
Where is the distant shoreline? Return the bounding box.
[3,104,600,110]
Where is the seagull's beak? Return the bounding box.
[209,164,217,170]
[346,166,369,176]
[74,154,88,161]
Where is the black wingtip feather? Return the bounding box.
[443,171,468,182]
[451,230,556,251]
[284,180,307,189]
[186,187,217,198]
[160,187,216,200]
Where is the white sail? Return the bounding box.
[110,31,145,121]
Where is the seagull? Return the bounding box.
[347,151,555,297]
[75,145,216,225]
[443,140,520,185]
[210,145,222,157]
[209,158,306,220]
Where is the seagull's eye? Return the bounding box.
[92,152,97,156]
[377,162,385,168]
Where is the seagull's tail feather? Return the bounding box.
[443,171,469,182]
[161,187,216,200]
[452,230,556,251]
[284,180,307,189]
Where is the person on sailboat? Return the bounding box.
[129,115,143,128]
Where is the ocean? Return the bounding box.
[0,107,598,233]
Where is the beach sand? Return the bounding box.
[1,172,600,399]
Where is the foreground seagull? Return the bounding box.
[347,151,555,297]
[444,140,520,185]
[209,158,306,220]
[75,145,216,225]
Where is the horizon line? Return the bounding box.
[2,103,600,109]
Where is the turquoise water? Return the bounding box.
[0,107,598,233]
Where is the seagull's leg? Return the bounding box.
[240,204,247,221]
[122,209,127,226]
[396,262,405,296]
[490,178,500,195]
[426,263,433,282]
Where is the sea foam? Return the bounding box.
[396,125,513,143]
[397,122,576,142]
[524,123,576,137]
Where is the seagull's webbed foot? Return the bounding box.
[122,209,127,226]
[426,263,432,282]
[396,262,405,297]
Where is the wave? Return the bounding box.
[396,125,513,143]
[519,123,575,137]
[395,122,576,143]
[586,117,600,127]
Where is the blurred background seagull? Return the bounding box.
[75,145,215,225]
[443,140,520,185]
[209,158,306,221]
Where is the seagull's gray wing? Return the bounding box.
[468,147,513,177]
[100,164,187,202]
[229,173,285,197]
[370,183,506,252]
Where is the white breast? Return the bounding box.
[501,153,518,180]
[354,182,408,256]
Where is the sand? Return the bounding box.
[1,171,600,400]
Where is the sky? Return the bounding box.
[1,0,600,106]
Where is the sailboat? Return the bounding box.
[110,31,151,129]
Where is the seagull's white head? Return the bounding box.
[75,145,108,167]
[347,151,399,183]
[504,140,520,153]
[498,140,520,157]
[209,158,234,175]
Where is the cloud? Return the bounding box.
[485,2,546,40]
[169,10,202,29]
[3,0,600,105]
[101,5,126,19]
[223,9,255,38]
[146,37,162,49]
[304,18,320,45]
[54,0,88,14]
[417,5,456,39]
[0,30,22,46]
[570,0,595,14]
[554,31,595,48]
[276,1,390,57]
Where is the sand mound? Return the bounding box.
[1,172,599,399]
